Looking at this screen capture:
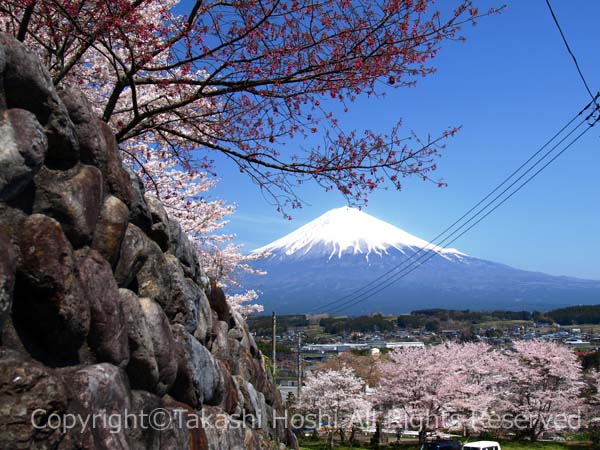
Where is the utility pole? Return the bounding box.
[296,332,302,400]
[271,311,277,378]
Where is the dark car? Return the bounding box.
[420,441,462,450]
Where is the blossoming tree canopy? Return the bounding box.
[301,367,371,445]
[374,341,586,441]
[500,340,586,441]
[376,342,504,435]
[0,0,501,214]
[139,153,266,314]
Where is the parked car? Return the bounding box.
[420,441,462,450]
[462,441,502,450]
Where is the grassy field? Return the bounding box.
[475,320,534,329]
[298,439,591,450]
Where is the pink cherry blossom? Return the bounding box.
[0,0,501,214]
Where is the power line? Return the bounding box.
[328,108,599,315]
[314,94,599,313]
[331,109,599,313]
[323,111,590,313]
[545,0,599,107]
[316,3,600,315]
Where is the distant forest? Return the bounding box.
[247,315,309,335]
[247,305,600,335]
[547,305,600,325]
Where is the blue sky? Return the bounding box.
[208,0,600,280]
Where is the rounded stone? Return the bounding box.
[14,214,89,364]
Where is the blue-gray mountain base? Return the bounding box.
[246,207,600,315]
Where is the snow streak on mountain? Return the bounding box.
[249,207,600,315]
[253,206,465,260]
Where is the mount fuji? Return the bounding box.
[248,207,600,315]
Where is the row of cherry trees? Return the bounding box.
[300,341,599,448]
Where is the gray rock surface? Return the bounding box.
[60,364,131,450]
[0,34,79,167]
[167,216,199,279]
[120,289,160,392]
[0,350,68,450]
[171,324,224,408]
[14,213,89,363]
[136,238,171,307]
[0,108,47,201]
[144,194,170,251]
[139,297,178,396]
[33,164,103,247]
[164,254,200,333]
[124,166,153,232]
[114,223,150,288]
[92,195,130,268]
[76,249,129,367]
[193,289,213,345]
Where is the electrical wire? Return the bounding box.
[545,0,599,107]
[313,94,598,313]
[328,109,599,314]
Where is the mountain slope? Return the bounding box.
[248,207,600,315]
[253,206,464,260]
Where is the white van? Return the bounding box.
[462,441,501,450]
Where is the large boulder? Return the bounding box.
[0,108,47,202]
[170,324,224,409]
[167,217,198,279]
[136,239,171,307]
[236,379,262,421]
[207,281,231,324]
[92,195,129,268]
[163,397,211,450]
[114,223,150,289]
[144,194,170,251]
[127,391,199,450]
[210,320,230,365]
[235,347,263,390]
[0,350,68,450]
[57,86,104,163]
[126,391,164,450]
[218,361,240,416]
[139,298,178,395]
[193,289,213,345]
[76,249,129,368]
[33,164,103,248]
[124,166,152,232]
[119,289,159,392]
[13,214,89,364]
[59,87,135,217]
[59,89,135,216]
[0,34,79,167]
[60,364,131,450]
[202,406,254,450]
[164,254,199,333]
[99,123,138,215]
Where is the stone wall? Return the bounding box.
[0,34,297,450]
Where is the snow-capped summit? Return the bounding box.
[246,206,600,314]
[253,206,464,260]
